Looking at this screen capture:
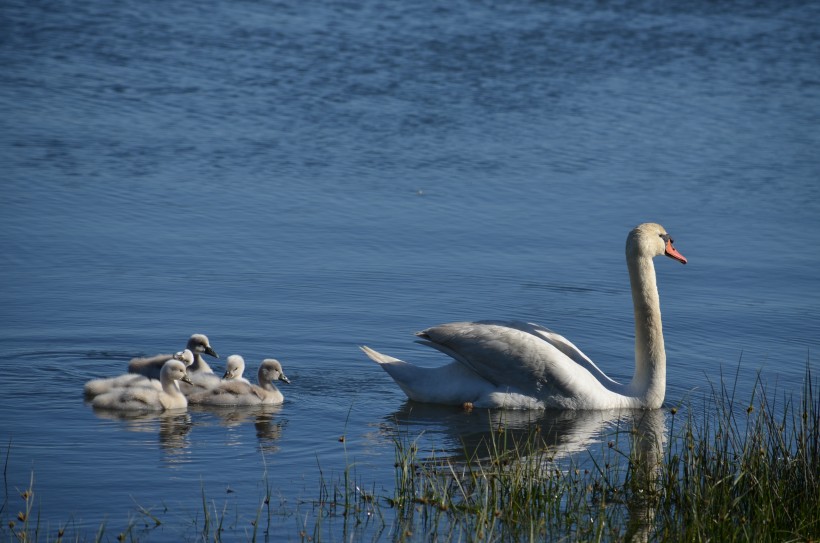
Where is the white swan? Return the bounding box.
[222,354,251,384]
[187,359,290,406]
[84,350,194,398]
[128,333,218,379]
[180,354,250,395]
[361,222,687,410]
[92,359,193,411]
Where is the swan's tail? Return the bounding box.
[360,345,404,365]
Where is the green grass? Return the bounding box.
[3,365,818,542]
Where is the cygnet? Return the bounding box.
[181,353,250,395]
[85,350,193,399]
[222,354,251,384]
[128,333,218,379]
[92,359,193,411]
[187,358,290,406]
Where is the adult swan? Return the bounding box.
[361,223,687,410]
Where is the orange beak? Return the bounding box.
[664,239,687,264]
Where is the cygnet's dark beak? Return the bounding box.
[205,346,219,358]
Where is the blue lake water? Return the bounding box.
[1,0,819,540]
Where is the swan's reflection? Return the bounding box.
[385,402,665,542]
[623,408,664,543]
[91,408,193,455]
[90,404,287,455]
[187,404,287,453]
[385,401,657,462]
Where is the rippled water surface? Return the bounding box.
[1,0,819,540]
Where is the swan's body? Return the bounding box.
[128,334,218,380]
[84,350,194,398]
[180,354,250,395]
[92,359,193,411]
[362,222,687,410]
[187,359,290,406]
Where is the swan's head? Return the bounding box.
[187,333,219,358]
[173,349,195,367]
[223,354,246,380]
[259,359,291,385]
[162,359,194,385]
[627,223,687,264]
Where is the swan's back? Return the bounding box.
[92,360,191,411]
[84,374,154,398]
[417,321,614,402]
[182,353,250,395]
[187,358,289,406]
[92,385,168,411]
[187,380,260,406]
[181,370,223,394]
[88,350,193,398]
[127,353,175,380]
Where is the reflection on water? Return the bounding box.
[624,409,665,543]
[386,401,665,464]
[189,404,287,454]
[90,404,287,456]
[387,404,666,541]
[90,409,194,463]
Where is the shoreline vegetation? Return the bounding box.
[3,366,818,542]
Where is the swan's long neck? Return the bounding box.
[627,254,666,408]
[161,377,184,397]
[191,353,213,373]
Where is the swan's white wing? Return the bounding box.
[361,345,496,405]
[416,321,613,400]
[501,321,620,387]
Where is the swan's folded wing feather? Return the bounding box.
[250,384,267,402]
[480,321,602,372]
[520,324,620,386]
[417,321,609,399]
[187,380,255,405]
[93,386,161,410]
[128,353,173,379]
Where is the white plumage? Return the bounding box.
[92,359,193,411]
[362,223,687,410]
[84,349,193,398]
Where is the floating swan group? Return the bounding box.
[85,335,290,412]
[86,223,688,413]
